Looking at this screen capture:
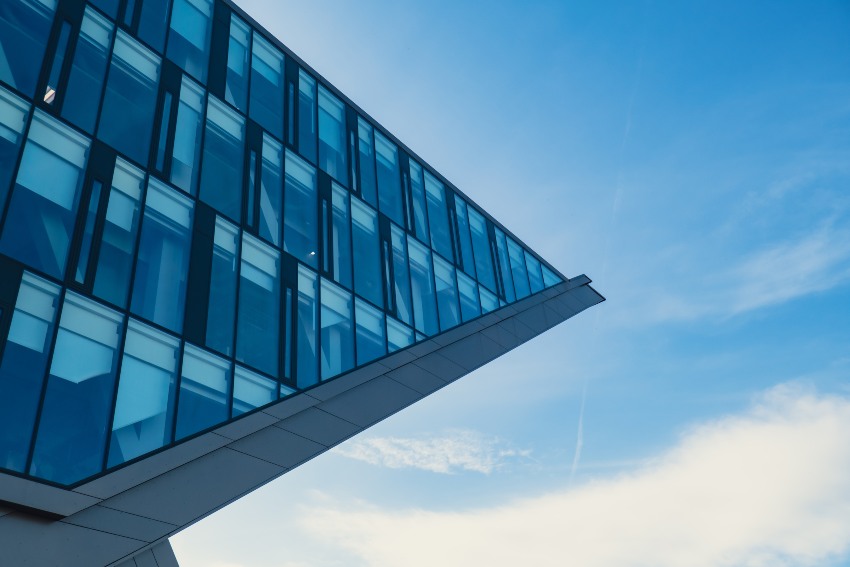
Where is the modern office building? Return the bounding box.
[0,0,604,564]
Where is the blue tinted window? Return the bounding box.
[457,271,481,322]
[0,87,30,215]
[330,182,352,288]
[93,160,145,308]
[424,171,453,261]
[479,285,499,314]
[166,0,212,82]
[249,35,284,139]
[0,0,56,97]
[390,225,412,326]
[42,21,71,106]
[0,111,90,280]
[137,0,171,53]
[29,293,123,484]
[259,134,283,246]
[525,250,544,294]
[74,180,104,284]
[236,235,280,377]
[355,297,384,366]
[375,131,403,226]
[433,255,460,331]
[297,70,317,163]
[0,274,59,473]
[318,86,347,185]
[206,217,238,356]
[351,198,382,308]
[386,317,413,353]
[408,160,429,244]
[296,265,318,388]
[199,96,245,222]
[408,238,438,336]
[233,365,276,416]
[98,31,161,166]
[90,0,118,18]
[320,278,354,380]
[357,118,376,206]
[176,344,230,439]
[468,207,496,293]
[130,179,194,333]
[542,265,562,288]
[225,16,250,111]
[506,237,530,299]
[170,76,205,194]
[454,198,476,278]
[283,149,318,267]
[494,228,515,303]
[107,320,179,466]
[62,8,113,134]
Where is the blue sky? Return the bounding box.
[172,1,850,565]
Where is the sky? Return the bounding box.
[171,1,850,565]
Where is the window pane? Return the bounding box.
[0,110,90,280]
[233,365,276,416]
[42,21,70,105]
[525,250,544,294]
[433,255,460,331]
[468,207,496,293]
[170,75,205,194]
[62,7,113,134]
[90,0,118,18]
[479,285,499,313]
[494,228,515,303]
[320,278,354,380]
[408,238,438,336]
[0,86,29,215]
[108,319,179,466]
[357,117,376,207]
[0,0,56,97]
[542,265,562,288]
[175,344,230,439]
[199,96,245,222]
[390,224,412,325]
[408,160,429,244]
[93,159,145,308]
[259,134,282,246]
[351,198,382,308]
[137,0,171,53]
[296,265,318,388]
[98,31,161,166]
[297,69,317,163]
[386,317,413,353]
[317,85,347,185]
[224,15,250,111]
[506,237,530,299]
[249,34,284,139]
[283,149,318,267]
[166,0,212,82]
[29,293,123,484]
[74,180,104,284]
[355,297,384,366]
[206,216,238,356]
[457,271,481,322]
[130,179,194,333]
[331,182,352,288]
[454,198,476,278]
[236,234,280,377]
[424,171,453,261]
[0,273,59,473]
[375,131,403,225]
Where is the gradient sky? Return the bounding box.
[171,2,850,565]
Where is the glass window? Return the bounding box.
[137,0,171,53]
[93,159,145,308]
[375,131,403,225]
[90,0,118,18]
[390,224,413,325]
[236,234,280,377]
[468,207,496,293]
[457,271,481,322]
[206,216,238,356]
[354,297,384,366]
[424,171,453,261]
[386,317,413,353]
[0,0,56,97]
[233,365,276,416]
[29,293,123,485]
[130,178,194,333]
[259,134,283,246]
[507,237,531,299]
[318,85,347,185]
[320,278,354,380]
[42,21,71,105]
[525,250,544,294]
[74,180,104,284]
[0,274,59,473]
[199,96,245,222]
[408,238,438,336]
[351,197,382,308]
[0,86,29,214]
[249,34,284,139]
[98,31,161,166]
[283,149,318,267]
[62,8,113,134]
[297,69,317,163]
[107,319,179,467]
[170,75,205,194]
[454,198,476,278]
[357,117,376,206]
[0,110,90,280]
[494,228,515,303]
[330,182,352,288]
[175,344,230,439]
[296,265,318,388]
[224,15,250,111]
[479,286,499,314]
[542,265,562,288]
[408,160,429,244]
[166,0,212,82]
[433,255,460,331]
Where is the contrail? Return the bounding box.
[569,378,588,483]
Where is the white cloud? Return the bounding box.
[301,384,850,567]
[334,429,530,474]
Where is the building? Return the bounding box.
[0,0,604,564]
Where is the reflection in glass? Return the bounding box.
[199,96,245,221]
[296,265,318,388]
[318,85,347,185]
[355,298,385,365]
[525,250,544,294]
[424,171,453,261]
[283,149,318,267]
[0,87,30,218]
[236,234,280,377]
[433,255,460,331]
[0,274,60,473]
[375,131,403,225]
[29,293,123,484]
[63,8,113,133]
[457,271,481,322]
[249,34,284,139]
[320,279,354,380]
[357,117,377,206]
[166,0,213,82]
[259,134,283,246]
[506,237,531,299]
[171,75,205,194]
[225,15,250,111]
[206,217,238,356]
[0,0,56,97]
[233,365,277,416]
[137,0,171,52]
[479,286,499,313]
[454,198,476,278]
[176,344,230,439]
[351,198,382,308]
[74,180,104,284]
[542,265,562,288]
[43,21,71,105]
[387,317,413,353]
[390,225,412,325]
[408,238,438,336]
[494,228,515,303]
[468,207,496,293]
[0,111,90,280]
[408,160,429,243]
[108,319,179,466]
[331,182,352,288]
[297,69,317,163]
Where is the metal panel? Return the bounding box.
[276,407,360,447]
[228,425,325,469]
[318,376,422,428]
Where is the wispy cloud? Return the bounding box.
[334,430,531,474]
[302,384,850,567]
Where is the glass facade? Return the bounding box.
[0,0,565,487]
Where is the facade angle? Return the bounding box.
[0,0,605,564]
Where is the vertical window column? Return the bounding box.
[354,297,385,365]
[424,171,453,262]
[454,198,476,278]
[233,365,277,416]
[205,216,238,356]
[357,117,377,206]
[296,265,318,388]
[0,86,30,217]
[375,131,403,226]
[170,75,205,194]
[166,0,213,83]
[283,149,318,268]
[320,278,354,380]
[199,96,245,222]
[175,344,231,439]
[351,198,383,308]
[297,69,317,163]
[433,255,460,330]
[224,15,250,112]
[330,182,352,288]
[0,0,57,98]
[235,234,280,377]
[390,224,413,326]
[248,34,284,140]
[468,207,496,294]
[318,86,347,185]
[408,238,438,336]
[61,7,113,134]
[258,134,283,246]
